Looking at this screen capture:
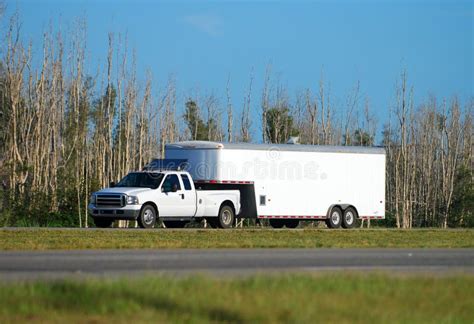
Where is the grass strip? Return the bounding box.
[0,273,472,323]
[0,228,473,250]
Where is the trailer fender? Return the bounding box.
[325,204,339,219]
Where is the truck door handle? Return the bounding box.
[180,194,184,199]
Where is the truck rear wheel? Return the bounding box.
[342,207,357,229]
[269,219,285,228]
[217,205,234,229]
[137,204,157,229]
[93,218,113,228]
[163,221,187,228]
[326,206,342,229]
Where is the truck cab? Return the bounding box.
[88,169,240,229]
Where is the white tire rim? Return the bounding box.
[143,209,154,225]
[222,209,232,225]
[331,211,341,225]
[345,211,354,225]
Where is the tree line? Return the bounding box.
[0,13,472,228]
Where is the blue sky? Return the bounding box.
[6,0,474,140]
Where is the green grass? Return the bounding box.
[0,274,472,323]
[1,228,473,250]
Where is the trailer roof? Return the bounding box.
[166,141,385,155]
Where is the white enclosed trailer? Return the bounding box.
[165,141,385,228]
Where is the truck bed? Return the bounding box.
[195,190,241,217]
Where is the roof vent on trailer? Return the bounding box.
[287,137,300,144]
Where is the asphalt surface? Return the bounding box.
[0,248,473,280]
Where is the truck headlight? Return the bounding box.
[126,195,139,205]
[89,194,96,205]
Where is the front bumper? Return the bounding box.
[88,204,141,220]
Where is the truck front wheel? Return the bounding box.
[137,204,157,229]
[217,205,234,229]
[326,206,342,229]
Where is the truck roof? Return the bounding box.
[132,170,187,174]
[166,141,385,155]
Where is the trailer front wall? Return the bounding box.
[166,148,220,180]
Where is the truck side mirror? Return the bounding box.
[171,184,178,192]
[109,181,116,188]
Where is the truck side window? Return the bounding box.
[181,174,192,190]
[162,174,181,192]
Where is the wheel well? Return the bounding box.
[220,200,235,214]
[326,204,341,218]
[141,202,159,218]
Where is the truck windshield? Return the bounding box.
[115,172,164,189]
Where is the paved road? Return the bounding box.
[0,249,473,280]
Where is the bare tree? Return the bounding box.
[261,65,271,143]
[240,70,253,142]
[226,75,233,142]
[439,98,463,228]
[318,74,333,145]
[305,88,318,145]
[343,81,360,145]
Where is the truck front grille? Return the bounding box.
[96,194,125,207]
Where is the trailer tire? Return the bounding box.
[269,219,285,228]
[342,207,357,229]
[163,221,187,228]
[217,204,234,229]
[326,206,343,229]
[285,219,299,228]
[137,204,157,229]
[93,218,113,228]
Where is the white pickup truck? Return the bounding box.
[88,170,240,229]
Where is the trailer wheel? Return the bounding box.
[137,204,157,229]
[269,219,285,228]
[285,220,300,228]
[342,207,357,229]
[93,218,113,228]
[326,206,342,229]
[217,205,234,229]
[163,221,187,228]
